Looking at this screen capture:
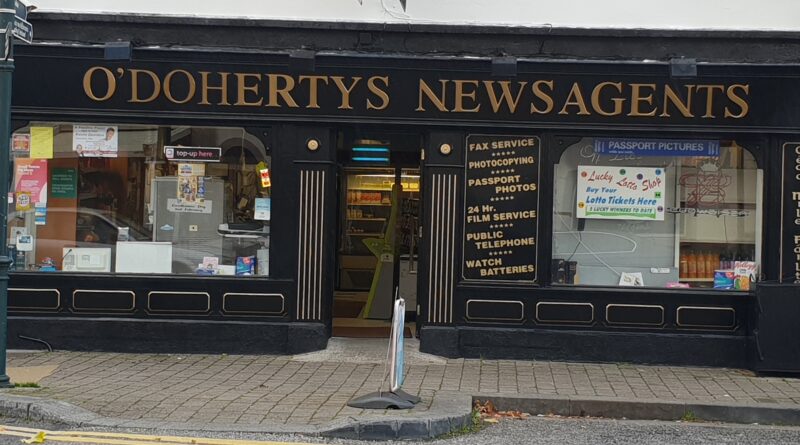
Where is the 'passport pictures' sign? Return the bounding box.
[463,134,539,282]
[594,138,721,157]
[577,166,665,220]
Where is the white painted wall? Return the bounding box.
[29,0,800,31]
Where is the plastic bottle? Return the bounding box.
[679,252,689,278]
[697,251,707,279]
[705,251,716,279]
[687,250,697,279]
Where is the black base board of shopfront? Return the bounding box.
[8,318,329,355]
[419,326,748,368]
[749,284,800,374]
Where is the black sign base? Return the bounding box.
[347,390,420,409]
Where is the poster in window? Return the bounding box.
[34,203,47,225]
[14,159,48,205]
[178,163,205,177]
[15,192,32,211]
[72,125,119,158]
[12,134,30,154]
[576,166,665,221]
[176,176,206,208]
[30,127,54,159]
[51,168,78,199]
[254,198,271,221]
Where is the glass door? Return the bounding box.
[397,168,420,322]
[335,167,420,320]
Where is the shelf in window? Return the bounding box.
[678,278,715,282]
[680,240,755,245]
[347,232,383,236]
[348,202,392,206]
[678,202,756,208]
[347,217,386,221]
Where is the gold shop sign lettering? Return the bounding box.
[780,142,800,283]
[81,66,751,121]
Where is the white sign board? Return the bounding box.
[576,166,665,221]
[73,125,118,157]
[115,242,173,273]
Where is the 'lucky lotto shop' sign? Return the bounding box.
[577,166,665,221]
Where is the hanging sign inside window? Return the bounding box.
[165,146,221,162]
[577,166,665,220]
[594,138,720,157]
[463,134,539,282]
[73,125,119,158]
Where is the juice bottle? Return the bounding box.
[705,251,715,279]
[679,252,689,278]
[687,250,697,279]
[696,251,706,279]
[711,251,719,278]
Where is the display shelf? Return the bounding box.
[678,278,715,282]
[347,232,382,236]
[347,217,386,221]
[680,240,756,245]
[348,202,392,206]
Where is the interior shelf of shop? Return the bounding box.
[348,202,392,206]
[679,240,756,244]
[678,278,715,282]
[347,217,386,221]
[347,232,383,236]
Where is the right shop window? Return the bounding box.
[552,137,762,290]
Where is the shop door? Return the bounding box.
[335,167,421,316]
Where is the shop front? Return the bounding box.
[6,35,800,369]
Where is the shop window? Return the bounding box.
[552,137,761,290]
[8,123,272,277]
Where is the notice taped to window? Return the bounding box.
[463,134,539,282]
[576,166,665,220]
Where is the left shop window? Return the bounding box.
[8,123,272,276]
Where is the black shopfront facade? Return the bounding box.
[6,15,800,371]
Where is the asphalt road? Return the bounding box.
[1,417,800,445]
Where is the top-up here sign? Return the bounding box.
[576,166,665,221]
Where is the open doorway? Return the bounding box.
[333,130,422,338]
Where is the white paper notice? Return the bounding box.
[254,198,271,221]
[167,198,213,214]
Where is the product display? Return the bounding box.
[8,124,272,276]
[236,256,256,276]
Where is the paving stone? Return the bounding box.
[7,342,800,429]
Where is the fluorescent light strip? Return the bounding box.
[352,157,390,162]
[352,147,390,153]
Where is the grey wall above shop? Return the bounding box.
[24,12,800,64]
